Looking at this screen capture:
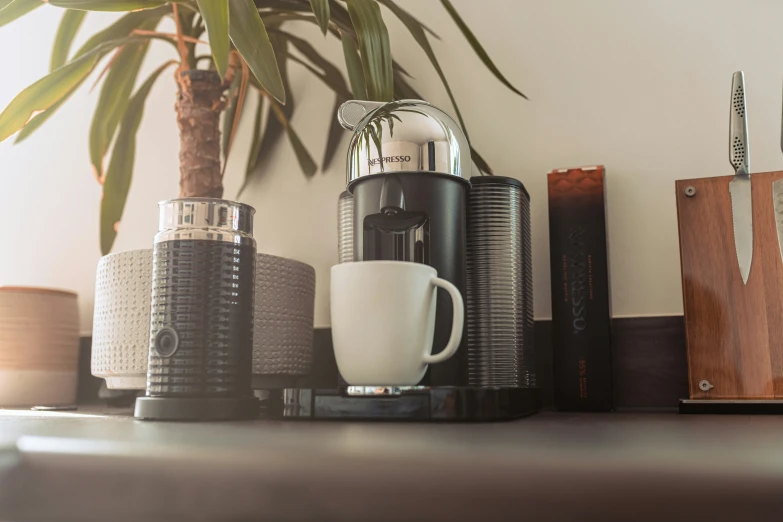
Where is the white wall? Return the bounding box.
[3,0,783,333]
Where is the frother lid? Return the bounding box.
[338,100,471,187]
[157,198,255,236]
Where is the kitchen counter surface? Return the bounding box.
[1,408,782,521]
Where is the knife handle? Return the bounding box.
[730,71,750,175]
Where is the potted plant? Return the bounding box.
[0,0,525,254]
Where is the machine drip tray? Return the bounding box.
[266,387,540,421]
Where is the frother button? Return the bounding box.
[154,328,180,357]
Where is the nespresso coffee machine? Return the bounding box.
[342,100,469,386]
[273,100,539,421]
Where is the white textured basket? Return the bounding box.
[92,250,152,389]
[0,287,80,406]
[253,253,316,382]
[91,249,315,390]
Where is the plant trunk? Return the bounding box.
[175,69,226,198]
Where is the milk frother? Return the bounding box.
[135,198,258,421]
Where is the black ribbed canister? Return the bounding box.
[466,176,536,388]
[146,240,255,397]
[135,198,258,421]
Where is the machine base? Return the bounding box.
[134,396,259,421]
[679,399,783,414]
[267,387,540,421]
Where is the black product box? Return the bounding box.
[548,165,612,411]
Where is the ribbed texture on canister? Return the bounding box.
[466,178,535,387]
[147,240,255,397]
[338,191,354,263]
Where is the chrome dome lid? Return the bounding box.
[338,99,471,187]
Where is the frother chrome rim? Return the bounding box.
[155,198,256,246]
[157,197,256,214]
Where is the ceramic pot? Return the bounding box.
[91,249,152,390]
[0,287,79,406]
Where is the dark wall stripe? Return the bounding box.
[611,316,688,408]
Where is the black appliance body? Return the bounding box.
[350,171,469,386]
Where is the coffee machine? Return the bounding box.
[274,100,539,420]
[340,100,469,386]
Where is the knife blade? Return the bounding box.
[775,80,783,267]
[772,179,783,265]
[729,71,752,285]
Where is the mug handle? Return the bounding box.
[422,277,464,364]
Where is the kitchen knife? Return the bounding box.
[774,81,783,266]
[729,71,752,284]
[772,179,783,265]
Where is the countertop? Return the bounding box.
[1,408,783,521]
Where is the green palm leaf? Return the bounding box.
[48,0,165,11]
[241,92,265,194]
[229,0,285,104]
[100,61,174,255]
[279,31,350,99]
[379,0,473,151]
[50,10,87,72]
[340,30,366,99]
[222,67,242,158]
[470,147,493,176]
[222,64,249,164]
[15,7,167,144]
[75,7,167,56]
[373,0,440,40]
[0,0,42,29]
[1,35,162,145]
[439,0,526,99]
[308,0,330,35]
[322,96,344,170]
[196,0,230,78]
[0,46,104,143]
[275,30,351,169]
[243,32,291,185]
[345,0,392,101]
[269,100,316,178]
[89,35,153,181]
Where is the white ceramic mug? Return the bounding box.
[330,261,464,386]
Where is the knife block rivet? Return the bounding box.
[685,186,696,197]
[698,379,714,391]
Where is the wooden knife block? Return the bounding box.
[676,171,783,399]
